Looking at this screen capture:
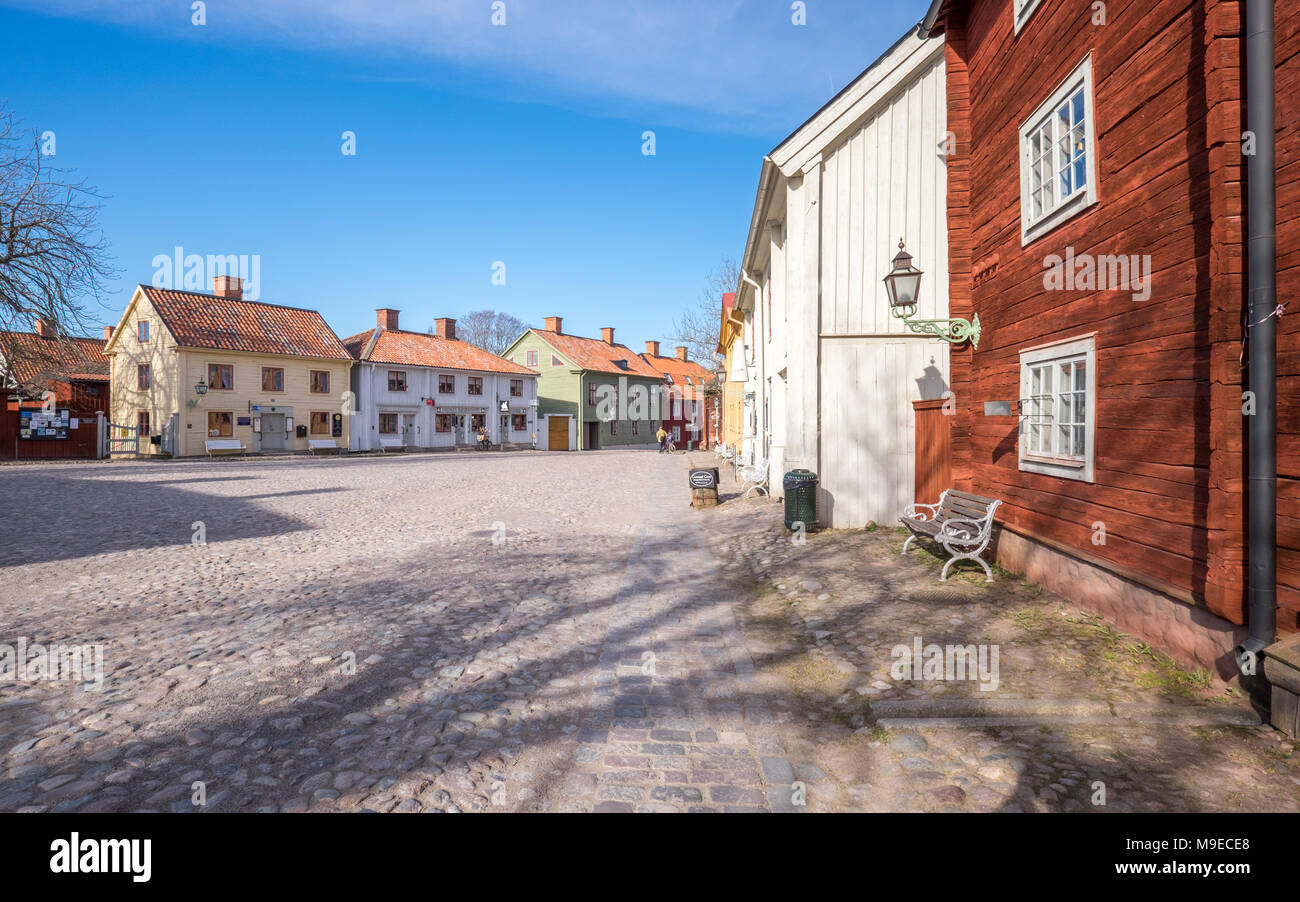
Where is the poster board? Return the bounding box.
[19,409,71,440]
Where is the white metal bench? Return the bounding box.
[900,489,1002,582]
[205,438,246,457]
[308,439,341,454]
[379,437,405,453]
[738,457,769,498]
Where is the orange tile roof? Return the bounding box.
[533,330,663,378]
[137,286,351,359]
[639,352,716,397]
[347,328,535,375]
[0,330,109,385]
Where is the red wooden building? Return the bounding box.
[920,0,1297,676]
[0,320,111,417]
[639,342,718,450]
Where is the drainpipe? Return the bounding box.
[1237,0,1278,675]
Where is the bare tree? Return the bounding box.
[437,309,526,357]
[669,256,737,370]
[0,103,115,395]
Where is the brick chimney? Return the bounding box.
[601,327,615,345]
[34,317,56,338]
[544,316,562,334]
[675,346,688,361]
[435,317,456,341]
[213,275,243,300]
[376,308,400,331]
[645,340,660,357]
[103,326,114,340]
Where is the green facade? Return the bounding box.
[504,330,662,451]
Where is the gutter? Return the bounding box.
[1238,0,1279,674]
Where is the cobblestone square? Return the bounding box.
[0,450,1296,814]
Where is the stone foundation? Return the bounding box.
[993,528,1246,681]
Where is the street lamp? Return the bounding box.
[883,239,980,348]
[186,377,209,408]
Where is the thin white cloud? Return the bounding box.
[6,0,929,135]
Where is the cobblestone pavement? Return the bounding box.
[0,450,796,813]
[698,462,1300,813]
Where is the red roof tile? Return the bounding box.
[347,328,535,375]
[137,286,350,359]
[639,352,717,397]
[533,330,663,378]
[0,330,109,385]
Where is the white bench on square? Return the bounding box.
[379,437,405,453]
[308,439,341,454]
[900,489,1002,582]
[205,438,246,457]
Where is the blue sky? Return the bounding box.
[1,0,931,348]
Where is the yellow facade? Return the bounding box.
[106,289,352,457]
[718,303,746,451]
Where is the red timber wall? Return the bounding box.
[942,0,1299,662]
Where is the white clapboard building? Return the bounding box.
[735,29,951,528]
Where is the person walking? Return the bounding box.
[656,425,668,453]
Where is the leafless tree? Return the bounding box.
[0,103,115,395]
[436,309,527,357]
[669,256,737,370]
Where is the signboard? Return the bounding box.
[19,409,71,440]
[689,468,719,489]
[237,416,252,426]
[332,413,343,437]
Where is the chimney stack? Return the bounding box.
[601,327,615,345]
[212,275,243,300]
[675,346,688,361]
[544,316,562,334]
[103,326,114,341]
[376,308,400,331]
[645,340,660,357]
[435,317,457,341]
[34,318,56,338]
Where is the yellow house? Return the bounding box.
[717,291,746,452]
[104,277,353,457]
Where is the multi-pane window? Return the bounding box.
[511,414,526,431]
[526,350,539,368]
[310,412,330,435]
[138,320,150,342]
[588,382,596,406]
[208,364,233,391]
[510,379,523,397]
[551,354,564,366]
[1020,336,1096,482]
[610,420,618,435]
[438,374,454,394]
[471,414,485,431]
[379,413,398,434]
[207,411,233,437]
[310,370,330,394]
[388,371,407,392]
[1020,57,1097,245]
[136,364,150,390]
[467,377,483,396]
[261,367,284,392]
[631,420,639,436]
[435,414,452,433]
[137,410,150,436]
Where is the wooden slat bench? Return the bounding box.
[900,489,1002,582]
[378,437,405,453]
[205,439,246,458]
[308,439,342,455]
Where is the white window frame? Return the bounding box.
[1019,55,1098,246]
[1018,334,1096,482]
[1013,0,1045,33]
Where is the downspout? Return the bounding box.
[1237,0,1278,674]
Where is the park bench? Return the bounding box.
[738,457,769,498]
[308,439,341,455]
[205,438,246,458]
[379,437,405,453]
[900,489,1002,582]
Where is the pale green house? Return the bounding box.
[503,317,665,451]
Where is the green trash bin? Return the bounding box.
[783,469,819,530]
